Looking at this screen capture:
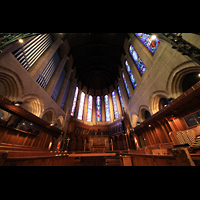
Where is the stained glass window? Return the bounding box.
[134,33,161,55]
[125,60,137,89]
[122,72,131,98]
[104,95,111,121]
[71,86,79,116]
[111,91,119,119]
[77,92,85,120]
[129,44,146,76]
[87,95,93,122]
[117,86,124,109]
[96,96,101,122]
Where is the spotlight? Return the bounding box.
[13,101,22,106]
[50,123,57,126]
[18,39,23,43]
[198,74,200,77]
[151,35,157,40]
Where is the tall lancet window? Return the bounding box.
[111,91,119,119]
[87,95,93,122]
[117,86,124,110]
[129,44,146,76]
[77,92,85,120]
[125,60,137,89]
[134,33,161,55]
[122,72,131,98]
[71,86,79,116]
[96,96,101,122]
[104,95,111,121]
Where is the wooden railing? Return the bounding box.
[0,145,75,166]
[120,147,198,166]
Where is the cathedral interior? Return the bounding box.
[1,33,200,166]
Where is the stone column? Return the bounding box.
[101,95,105,123]
[74,89,81,120]
[29,38,63,80]
[45,55,68,96]
[92,95,96,125]
[63,74,77,114]
[83,93,88,123]
[56,67,72,107]
[108,93,114,122]
[115,88,122,118]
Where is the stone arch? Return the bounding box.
[0,66,24,101]
[138,105,152,123]
[0,109,10,120]
[166,61,200,98]
[149,90,169,114]
[21,94,44,117]
[55,116,64,130]
[131,114,138,128]
[41,108,55,124]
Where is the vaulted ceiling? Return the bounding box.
[63,33,129,92]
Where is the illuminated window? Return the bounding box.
[104,95,111,121]
[125,60,137,89]
[77,92,85,120]
[87,95,93,122]
[71,86,79,116]
[129,44,146,76]
[117,85,124,110]
[134,33,161,55]
[111,91,119,119]
[122,72,130,98]
[96,96,101,122]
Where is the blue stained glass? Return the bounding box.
[77,92,85,120]
[125,60,137,89]
[104,95,111,121]
[71,86,79,116]
[134,33,161,55]
[122,72,130,98]
[117,86,124,109]
[87,95,93,122]
[129,44,146,76]
[96,96,101,122]
[111,91,119,119]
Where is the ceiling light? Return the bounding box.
[198,74,200,77]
